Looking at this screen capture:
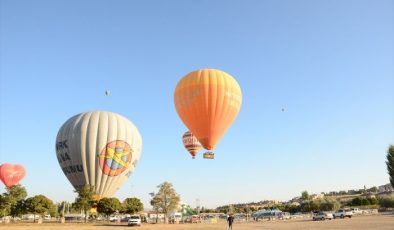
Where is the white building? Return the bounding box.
[378,183,394,193]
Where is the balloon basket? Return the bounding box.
[203,152,214,159]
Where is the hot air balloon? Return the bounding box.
[182,131,202,159]
[0,163,26,188]
[55,111,142,199]
[174,69,242,157]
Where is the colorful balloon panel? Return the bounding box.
[182,131,202,158]
[174,69,242,150]
[55,111,142,198]
[0,163,26,188]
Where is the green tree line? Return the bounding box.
[0,185,144,219]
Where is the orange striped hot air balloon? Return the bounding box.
[174,69,242,157]
[182,131,202,159]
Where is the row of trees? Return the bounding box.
[218,195,394,214]
[0,181,181,223]
[270,198,341,213]
[217,188,394,214]
[348,197,379,206]
[0,185,56,221]
[69,185,144,221]
[0,184,144,220]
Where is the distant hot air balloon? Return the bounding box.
[0,163,26,188]
[182,131,202,159]
[174,69,242,156]
[55,111,142,199]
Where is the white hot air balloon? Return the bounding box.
[55,111,142,198]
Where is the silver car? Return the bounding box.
[333,208,353,218]
[313,211,333,221]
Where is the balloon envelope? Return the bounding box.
[174,69,242,150]
[55,111,142,198]
[182,131,202,158]
[0,163,26,188]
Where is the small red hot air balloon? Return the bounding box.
[0,163,26,188]
[182,131,202,159]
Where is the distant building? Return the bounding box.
[289,202,300,206]
[290,196,302,203]
[310,193,324,200]
[378,184,394,193]
[363,192,376,199]
[328,191,338,196]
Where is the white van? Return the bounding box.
[128,215,141,226]
[169,212,182,224]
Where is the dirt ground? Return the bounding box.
[0,214,393,230]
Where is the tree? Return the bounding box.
[97,197,121,219]
[0,195,10,217]
[57,201,73,217]
[368,197,378,205]
[301,191,309,201]
[73,185,95,222]
[1,185,27,217]
[379,196,394,208]
[300,201,319,212]
[320,198,340,211]
[361,198,370,206]
[24,195,55,222]
[122,197,143,214]
[351,197,362,206]
[386,145,394,188]
[150,182,180,223]
[228,205,234,214]
[11,200,26,217]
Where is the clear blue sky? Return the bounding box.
[0,0,393,209]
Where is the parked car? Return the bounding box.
[109,215,119,222]
[182,216,192,223]
[290,212,304,219]
[333,208,353,218]
[278,212,291,220]
[127,215,141,226]
[313,211,333,221]
[351,208,362,215]
[169,212,182,224]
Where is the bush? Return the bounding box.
[379,197,394,208]
[320,198,340,211]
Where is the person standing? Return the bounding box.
[227,214,234,229]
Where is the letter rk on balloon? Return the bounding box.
[55,111,142,198]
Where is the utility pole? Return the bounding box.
[196,199,200,215]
